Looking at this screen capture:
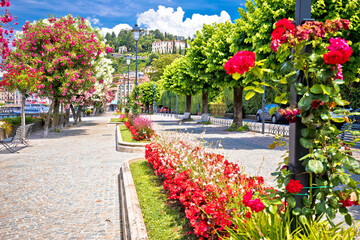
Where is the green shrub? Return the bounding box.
[209,102,227,117]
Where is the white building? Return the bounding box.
[118,46,127,53]
[152,41,186,54]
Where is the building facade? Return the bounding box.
[0,88,21,105]
[152,41,186,54]
[118,46,127,53]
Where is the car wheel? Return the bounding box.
[256,115,261,122]
[271,115,277,124]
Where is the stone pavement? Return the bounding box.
[0,113,142,240]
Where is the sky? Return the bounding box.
[11,0,246,37]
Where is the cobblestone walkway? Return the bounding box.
[0,114,142,240]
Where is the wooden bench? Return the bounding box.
[339,123,360,148]
[0,123,34,153]
[195,113,211,123]
[181,112,191,121]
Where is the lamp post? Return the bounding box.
[123,70,126,104]
[126,56,131,97]
[132,24,141,89]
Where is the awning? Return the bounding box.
[110,100,118,105]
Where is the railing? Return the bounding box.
[155,112,290,137]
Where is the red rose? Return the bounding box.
[271,27,285,41]
[311,100,324,110]
[224,51,255,75]
[275,18,295,31]
[323,50,344,65]
[242,191,253,206]
[245,211,251,219]
[285,179,303,194]
[340,199,354,207]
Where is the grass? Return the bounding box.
[130,159,197,240]
[110,118,126,123]
[119,125,150,143]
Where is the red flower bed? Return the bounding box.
[145,133,271,239]
[124,116,154,141]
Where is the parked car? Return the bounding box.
[256,103,287,124]
[160,106,169,112]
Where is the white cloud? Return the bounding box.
[137,5,231,37]
[101,23,132,36]
[86,17,102,26]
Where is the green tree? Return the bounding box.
[161,56,201,112]
[136,81,161,112]
[149,54,181,81]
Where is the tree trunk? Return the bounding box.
[202,91,208,114]
[52,98,60,129]
[65,108,70,127]
[70,104,78,124]
[92,106,97,116]
[233,86,243,127]
[77,105,83,122]
[44,100,55,137]
[21,93,26,127]
[186,95,192,112]
[59,103,64,129]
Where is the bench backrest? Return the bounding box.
[201,113,211,122]
[340,123,360,148]
[12,123,34,141]
[183,112,191,119]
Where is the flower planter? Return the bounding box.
[115,125,146,153]
[119,159,149,240]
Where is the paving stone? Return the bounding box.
[0,113,142,239]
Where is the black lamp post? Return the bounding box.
[126,56,131,97]
[123,70,126,103]
[289,0,312,229]
[132,24,141,88]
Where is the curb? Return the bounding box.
[120,159,149,240]
[115,125,146,153]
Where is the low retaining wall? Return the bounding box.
[119,160,149,240]
[115,125,146,153]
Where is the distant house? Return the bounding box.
[118,46,127,53]
[151,41,186,54]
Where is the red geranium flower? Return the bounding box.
[285,179,303,194]
[311,99,324,110]
[323,50,344,65]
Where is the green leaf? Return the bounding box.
[310,84,323,94]
[245,91,256,100]
[339,206,348,215]
[306,160,324,174]
[294,83,306,95]
[262,199,271,207]
[299,215,307,225]
[321,112,329,120]
[300,138,312,149]
[343,157,360,171]
[302,197,310,206]
[287,196,296,208]
[335,97,344,106]
[301,128,310,138]
[345,214,353,226]
[302,207,311,215]
[254,86,264,93]
[269,205,278,214]
[315,202,326,213]
[326,207,337,220]
[244,86,254,91]
[232,72,241,80]
[339,174,350,185]
[298,95,312,111]
[292,207,301,216]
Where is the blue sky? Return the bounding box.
[12,0,246,37]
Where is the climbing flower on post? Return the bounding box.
[285,179,303,194]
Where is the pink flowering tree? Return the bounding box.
[3,15,112,132]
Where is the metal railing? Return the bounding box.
[155,113,290,137]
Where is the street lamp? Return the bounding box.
[123,70,126,103]
[132,24,141,88]
[126,56,131,97]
